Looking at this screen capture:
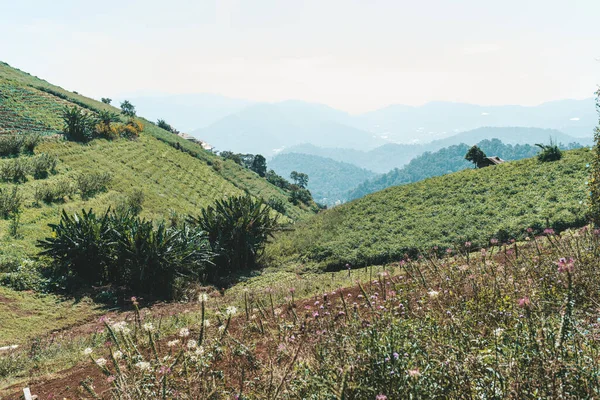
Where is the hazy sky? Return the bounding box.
[2,0,599,113]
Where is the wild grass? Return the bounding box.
[4,227,597,398]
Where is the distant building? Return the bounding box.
[177,132,214,151]
[477,156,505,168]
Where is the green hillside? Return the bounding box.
[267,149,592,270]
[0,61,311,263]
[269,152,377,205]
[346,139,561,200]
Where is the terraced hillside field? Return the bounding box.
[267,148,593,270]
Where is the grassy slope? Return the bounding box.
[267,149,592,269]
[0,61,311,342]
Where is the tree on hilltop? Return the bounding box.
[120,100,136,117]
[465,145,487,168]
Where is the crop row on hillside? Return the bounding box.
[266,149,592,270]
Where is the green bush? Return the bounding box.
[536,139,563,162]
[76,171,112,199]
[0,134,41,157]
[0,157,29,182]
[38,208,214,299]
[0,185,22,218]
[30,153,58,179]
[34,178,74,204]
[267,196,287,215]
[61,106,96,142]
[0,259,48,291]
[189,195,280,281]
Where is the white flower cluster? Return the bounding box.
[112,321,131,335]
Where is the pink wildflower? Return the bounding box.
[556,257,575,273]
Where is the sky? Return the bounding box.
[1,0,600,114]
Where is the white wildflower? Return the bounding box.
[194,346,205,356]
[218,325,226,333]
[427,290,440,298]
[178,328,190,337]
[83,347,93,355]
[225,305,238,317]
[187,339,198,349]
[135,361,151,371]
[95,357,107,367]
[493,328,505,338]
[203,319,211,328]
[113,350,123,360]
[142,322,155,332]
[198,293,209,303]
[167,339,180,347]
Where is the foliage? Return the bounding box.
[290,170,309,188]
[464,144,487,167]
[536,138,563,162]
[289,186,313,205]
[266,169,291,189]
[67,229,600,399]
[120,100,136,117]
[189,195,280,281]
[0,185,21,219]
[101,97,112,104]
[61,106,96,142]
[250,154,267,177]
[0,157,29,182]
[30,153,58,179]
[267,196,287,215]
[0,134,41,157]
[268,149,591,270]
[33,178,75,204]
[270,152,377,205]
[76,171,112,200]
[348,139,577,200]
[37,208,214,299]
[590,89,600,226]
[157,119,176,133]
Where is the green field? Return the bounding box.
[267,149,592,270]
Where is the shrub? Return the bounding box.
[267,197,287,215]
[118,119,143,139]
[189,195,280,281]
[0,259,47,291]
[30,153,58,179]
[117,189,145,215]
[34,179,74,204]
[0,135,23,157]
[38,209,114,285]
[289,186,312,205]
[61,106,96,142]
[38,209,214,299]
[0,185,21,219]
[76,171,112,199]
[21,134,41,154]
[0,157,30,183]
[120,100,136,117]
[536,139,563,162]
[266,169,291,189]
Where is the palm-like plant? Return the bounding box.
[189,195,280,280]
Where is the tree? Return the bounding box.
[188,195,280,281]
[266,170,290,189]
[465,145,487,168]
[290,171,309,188]
[101,98,112,104]
[221,151,243,165]
[250,154,267,177]
[120,100,136,117]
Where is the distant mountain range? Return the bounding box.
[280,127,592,173]
[123,94,595,159]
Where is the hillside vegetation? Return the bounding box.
[269,152,377,205]
[346,138,577,200]
[267,149,592,270]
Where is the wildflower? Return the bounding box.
[113,350,123,359]
[131,296,138,306]
[95,357,107,367]
[428,290,440,298]
[112,321,130,334]
[159,366,171,375]
[518,297,531,308]
[490,238,499,245]
[544,228,555,235]
[178,328,190,338]
[289,287,296,293]
[83,347,93,355]
[556,257,575,273]
[393,352,399,360]
[198,293,209,302]
[464,241,471,248]
[135,361,151,371]
[203,319,211,327]
[225,305,238,317]
[194,346,204,356]
[142,322,155,332]
[313,311,319,318]
[493,328,505,337]
[526,227,533,233]
[274,308,282,316]
[408,369,421,377]
[167,340,180,347]
[187,340,198,349]
[376,395,388,400]
[218,325,226,333]
[107,375,116,383]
